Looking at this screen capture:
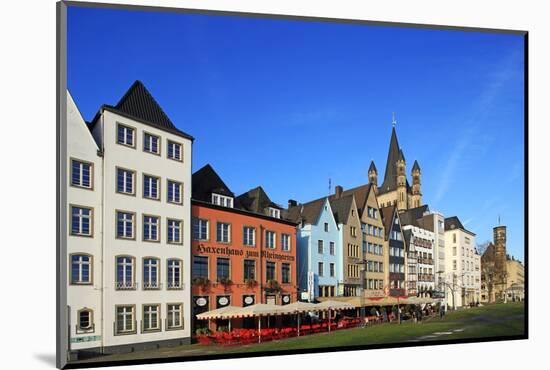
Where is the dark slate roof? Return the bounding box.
[286,197,327,225]
[399,149,405,162]
[444,216,465,231]
[330,195,354,224]
[92,80,194,141]
[412,160,421,172]
[236,186,282,215]
[379,127,402,194]
[481,243,496,261]
[368,160,377,173]
[403,229,413,251]
[380,205,397,240]
[399,205,430,227]
[192,164,234,202]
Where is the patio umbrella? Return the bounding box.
[316,300,355,332]
[196,306,241,332]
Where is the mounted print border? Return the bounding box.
[57,1,528,369]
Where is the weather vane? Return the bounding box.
[392,112,397,127]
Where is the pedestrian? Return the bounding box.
[439,308,444,319]
[413,311,417,323]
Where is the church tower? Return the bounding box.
[368,160,378,194]
[493,225,507,301]
[396,149,407,212]
[411,160,422,208]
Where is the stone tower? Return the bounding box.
[368,160,378,193]
[396,149,407,212]
[411,160,422,208]
[493,225,507,301]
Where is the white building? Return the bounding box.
[66,81,193,360]
[444,216,481,308]
[402,225,435,296]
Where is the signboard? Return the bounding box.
[243,295,254,306]
[432,291,445,299]
[218,296,229,306]
[282,295,290,304]
[196,297,207,307]
[307,271,315,302]
[70,335,101,343]
[301,292,310,301]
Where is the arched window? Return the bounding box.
[77,308,94,333]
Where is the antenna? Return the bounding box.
[392,112,397,127]
[328,177,332,195]
[498,215,501,225]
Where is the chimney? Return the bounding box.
[335,185,343,199]
[288,199,298,208]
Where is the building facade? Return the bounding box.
[67,81,194,359]
[480,226,509,303]
[287,197,340,301]
[505,257,525,302]
[382,206,406,296]
[67,92,104,357]
[191,165,298,331]
[331,191,363,296]
[444,217,481,307]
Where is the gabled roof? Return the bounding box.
[444,216,465,231]
[412,160,421,172]
[330,195,354,225]
[192,164,234,202]
[236,186,282,215]
[403,229,413,251]
[368,160,377,173]
[380,205,397,239]
[91,80,194,141]
[286,197,328,225]
[399,205,430,227]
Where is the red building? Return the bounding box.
[191,165,298,331]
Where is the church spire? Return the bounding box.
[379,120,401,194]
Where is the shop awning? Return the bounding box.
[196,305,241,320]
[316,300,355,310]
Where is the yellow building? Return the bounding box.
[506,257,525,301]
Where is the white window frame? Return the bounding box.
[116,210,135,239]
[116,123,135,148]
[212,193,233,208]
[142,304,161,332]
[143,174,160,200]
[116,256,135,290]
[116,167,135,195]
[193,218,209,241]
[216,222,231,243]
[143,215,160,242]
[167,303,183,330]
[143,258,160,290]
[281,233,291,251]
[266,230,276,249]
[167,259,182,289]
[143,132,160,155]
[70,159,93,189]
[269,207,281,219]
[167,218,182,244]
[167,180,183,204]
[70,205,93,237]
[243,226,256,246]
[167,140,183,161]
[70,254,92,284]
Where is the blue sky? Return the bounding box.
[67,6,525,261]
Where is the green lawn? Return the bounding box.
[76,302,525,364]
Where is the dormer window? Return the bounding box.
[212,193,233,208]
[269,207,280,219]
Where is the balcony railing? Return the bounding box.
[115,281,137,290]
[167,282,184,290]
[143,282,161,290]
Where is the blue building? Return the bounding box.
[286,197,340,301]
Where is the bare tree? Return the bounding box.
[477,240,491,255]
